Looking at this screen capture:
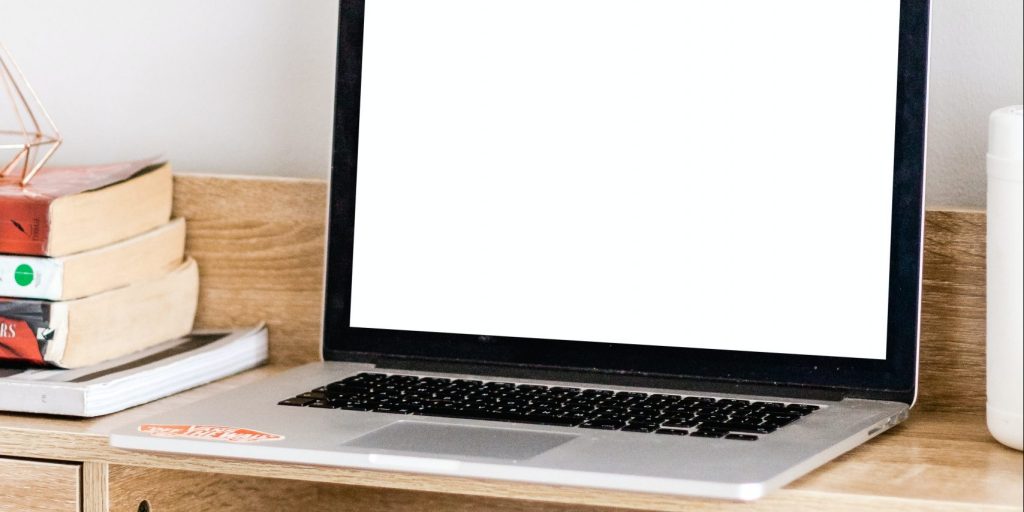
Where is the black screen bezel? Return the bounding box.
[324,0,929,404]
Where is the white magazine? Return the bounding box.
[0,326,267,417]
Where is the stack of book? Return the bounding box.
[0,160,267,416]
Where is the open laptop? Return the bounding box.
[110,0,930,500]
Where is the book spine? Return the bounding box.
[0,195,52,256]
[0,380,86,416]
[0,255,65,300]
[0,300,56,364]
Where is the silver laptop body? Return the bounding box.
[111,0,931,500]
[112,362,908,500]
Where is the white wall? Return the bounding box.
[928,0,1023,207]
[1,0,340,180]
[1,0,1022,207]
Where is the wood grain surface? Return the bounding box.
[106,464,629,512]
[171,174,327,366]
[0,457,80,512]
[0,176,1013,512]
[918,210,987,412]
[83,462,110,512]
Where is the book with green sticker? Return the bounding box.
[0,218,186,300]
[0,257,198,368]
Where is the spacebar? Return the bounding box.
[415,408,579,427]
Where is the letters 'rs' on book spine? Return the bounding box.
[0,301,64,365]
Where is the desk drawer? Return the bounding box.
[107,465,588,512]
[0,457,80,512]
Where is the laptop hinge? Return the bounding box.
[374,357,846,402]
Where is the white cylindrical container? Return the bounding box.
[987,105,1023,451]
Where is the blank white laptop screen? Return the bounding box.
[350,0,901,360]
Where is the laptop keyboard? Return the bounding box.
[279,372,821,440]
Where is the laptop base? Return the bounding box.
[110,362,908,500]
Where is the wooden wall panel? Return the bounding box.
[918,210,986,412]
[173,175,327,366]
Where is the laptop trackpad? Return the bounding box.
[344,421,576,461]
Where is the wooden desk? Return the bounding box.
[1,175,1020,512]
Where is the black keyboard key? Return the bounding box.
[717,399,750,406]
[663,420,698,429]
[336,402,373,411]
[278,397,313,407]
[725,434,759,441]
[700,422,774,435]
[655,428,688,436]
[690,430,726,438]
[785,404,820,415]
[622,424,659,433]
[502,413,583,427]
[764,414,801,427]
[682,396,716,404]
[550,386,581,394]
[325,383,369,396]
[580,419,625,430]
[650,394,682,403]
[306,399,334,408]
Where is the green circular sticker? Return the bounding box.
[14,264,34,286]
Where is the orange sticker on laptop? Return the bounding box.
[138,424,284,443]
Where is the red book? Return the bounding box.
[0,159,172,256]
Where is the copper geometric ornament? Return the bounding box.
[0,43,62,187]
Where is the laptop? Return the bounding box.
[110,0,930,500]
